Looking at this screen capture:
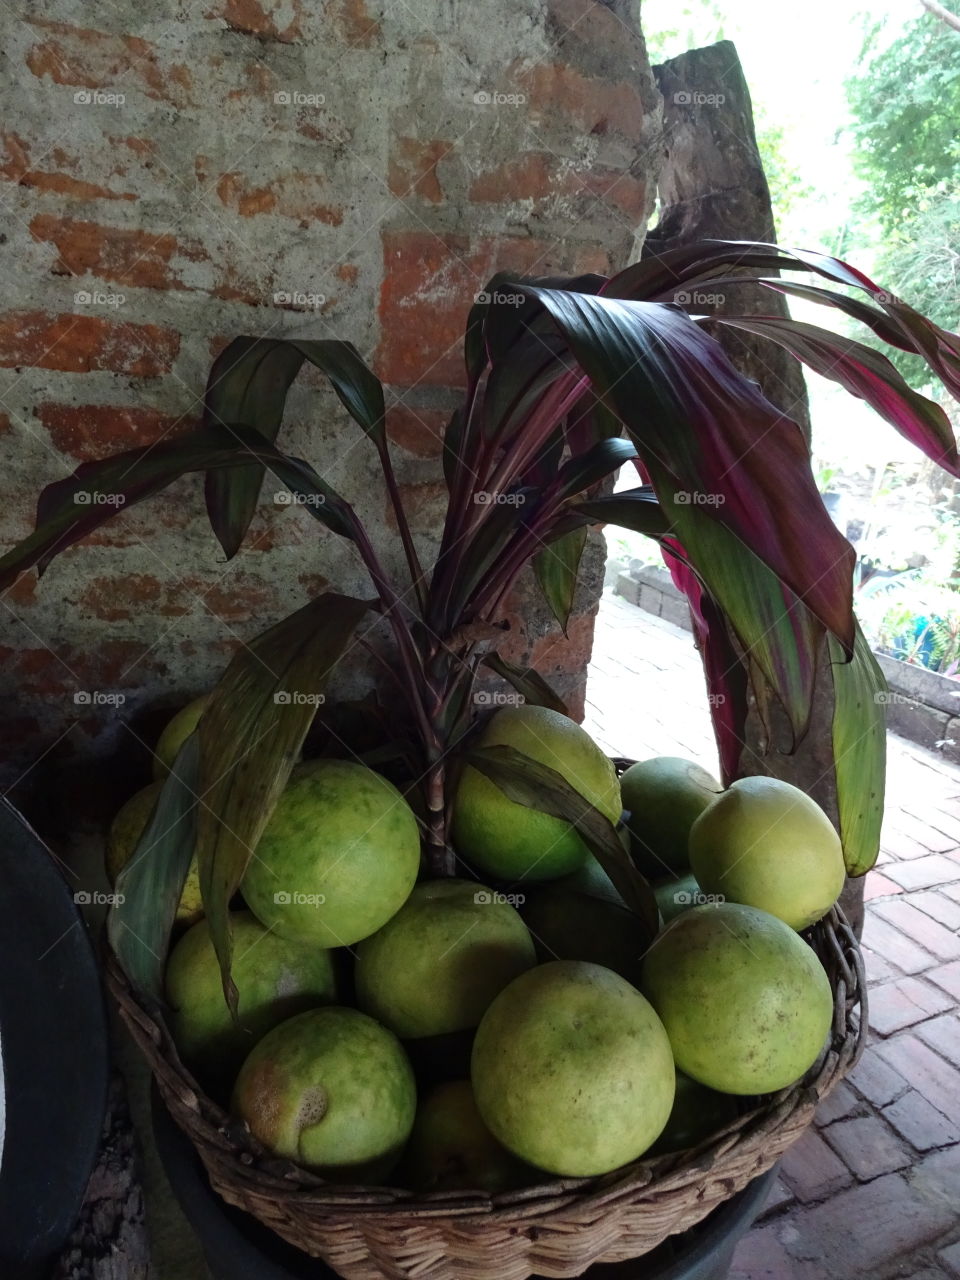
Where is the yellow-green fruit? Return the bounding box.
[472,961,675,1177]
[452,706,621,882]
[153,694,209,779]
[651,1072,739,1155]
[165,911,339,1082]
[521,859,642,982]
[233,1007,416,1182]
[689,776,845,930]
[399,1080,532,1193]
[355,880,536,1038]
[241,759,420,948]
[653,872,703,926]
[107,782,203,927]
[641,903,833,1095]
[621,757,721,878]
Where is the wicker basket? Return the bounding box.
[107,898,866,1280]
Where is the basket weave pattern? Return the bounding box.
[107,903,866,1280]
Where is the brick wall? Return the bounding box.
[0,0,661,835]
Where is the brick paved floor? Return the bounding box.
[584,592,960,1280]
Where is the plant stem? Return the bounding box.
[377,438,428,613]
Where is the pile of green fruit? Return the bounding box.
[108,700,845,1189]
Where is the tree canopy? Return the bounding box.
[846,8,960,398]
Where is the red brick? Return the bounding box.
[913,1143,960,1213]
[384,403,448,458]
[36,403,193,460]
[849,1046,909,1107]
[860,943,895,984]
[928,960,960,1001]
[730,1225,805,1279]
[883,854,960,891]
[863,871,904,901]
[328,0,381,45]
[779,1126,852,1203]
[25,19,194,109]
[912,888,960,931]
[0,311,179,376]
[881,823,944,859]
[210,0,304,41]
[468,153,649,220]
[1,132,136,203]
[876,1033,960,1118]
[757,1175,795,1218]
[884,1088,960,1151]
[375,230,610,386]
[514,61,649,138]
[182,576,281,623]
[873,898,960,961]
[213,170,343,224]
[386,482,447,534]
[822,1114,912,1179]
[388,138,450,203]
[862,913,936,974]
[777,1171,956,1275]
[31,213,206,292]
[871,980,949,1037]
[916,1012,960,1067]
[814,1080,861,1126]
[78,574,179,622]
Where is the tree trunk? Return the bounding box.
[646,40,865,935]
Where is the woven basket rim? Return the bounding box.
[105,901,867,1224]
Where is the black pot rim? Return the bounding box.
[0,798,109,1280]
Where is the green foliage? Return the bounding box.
[847,12,960,229]
[847,9,960,396]
[641,0,726,64]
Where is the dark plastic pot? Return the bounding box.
[152,1084,776,1280]
[0,799,109,1280]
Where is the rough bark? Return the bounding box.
[647,40,865,934]
[645,40,811,442]
[53,1073,150,1280]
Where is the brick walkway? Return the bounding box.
[584,592,960,1280]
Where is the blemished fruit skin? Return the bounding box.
[232,1007,416,1182]
[399,1079,532,1193]
[451,706,622,882]
[153,694,209,779]
[641,903,834,1095]
[620,757,721,878]
[521,860,643,982]
[650,1071,739,1154]
[107,781,203,927]
[355,880,537,1038]
[241,759,421,948]
[165,911,339,1082]
[471,961,676,1177]
[689,776,845,930]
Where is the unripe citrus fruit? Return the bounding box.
[641,902,833,1094]
[233,1007,416,1182]
[242,759,420,948]
[471,961,675,1176]
[452,706,621,882]
[689,776,844,930]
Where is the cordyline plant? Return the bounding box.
[3,239,959,1009]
